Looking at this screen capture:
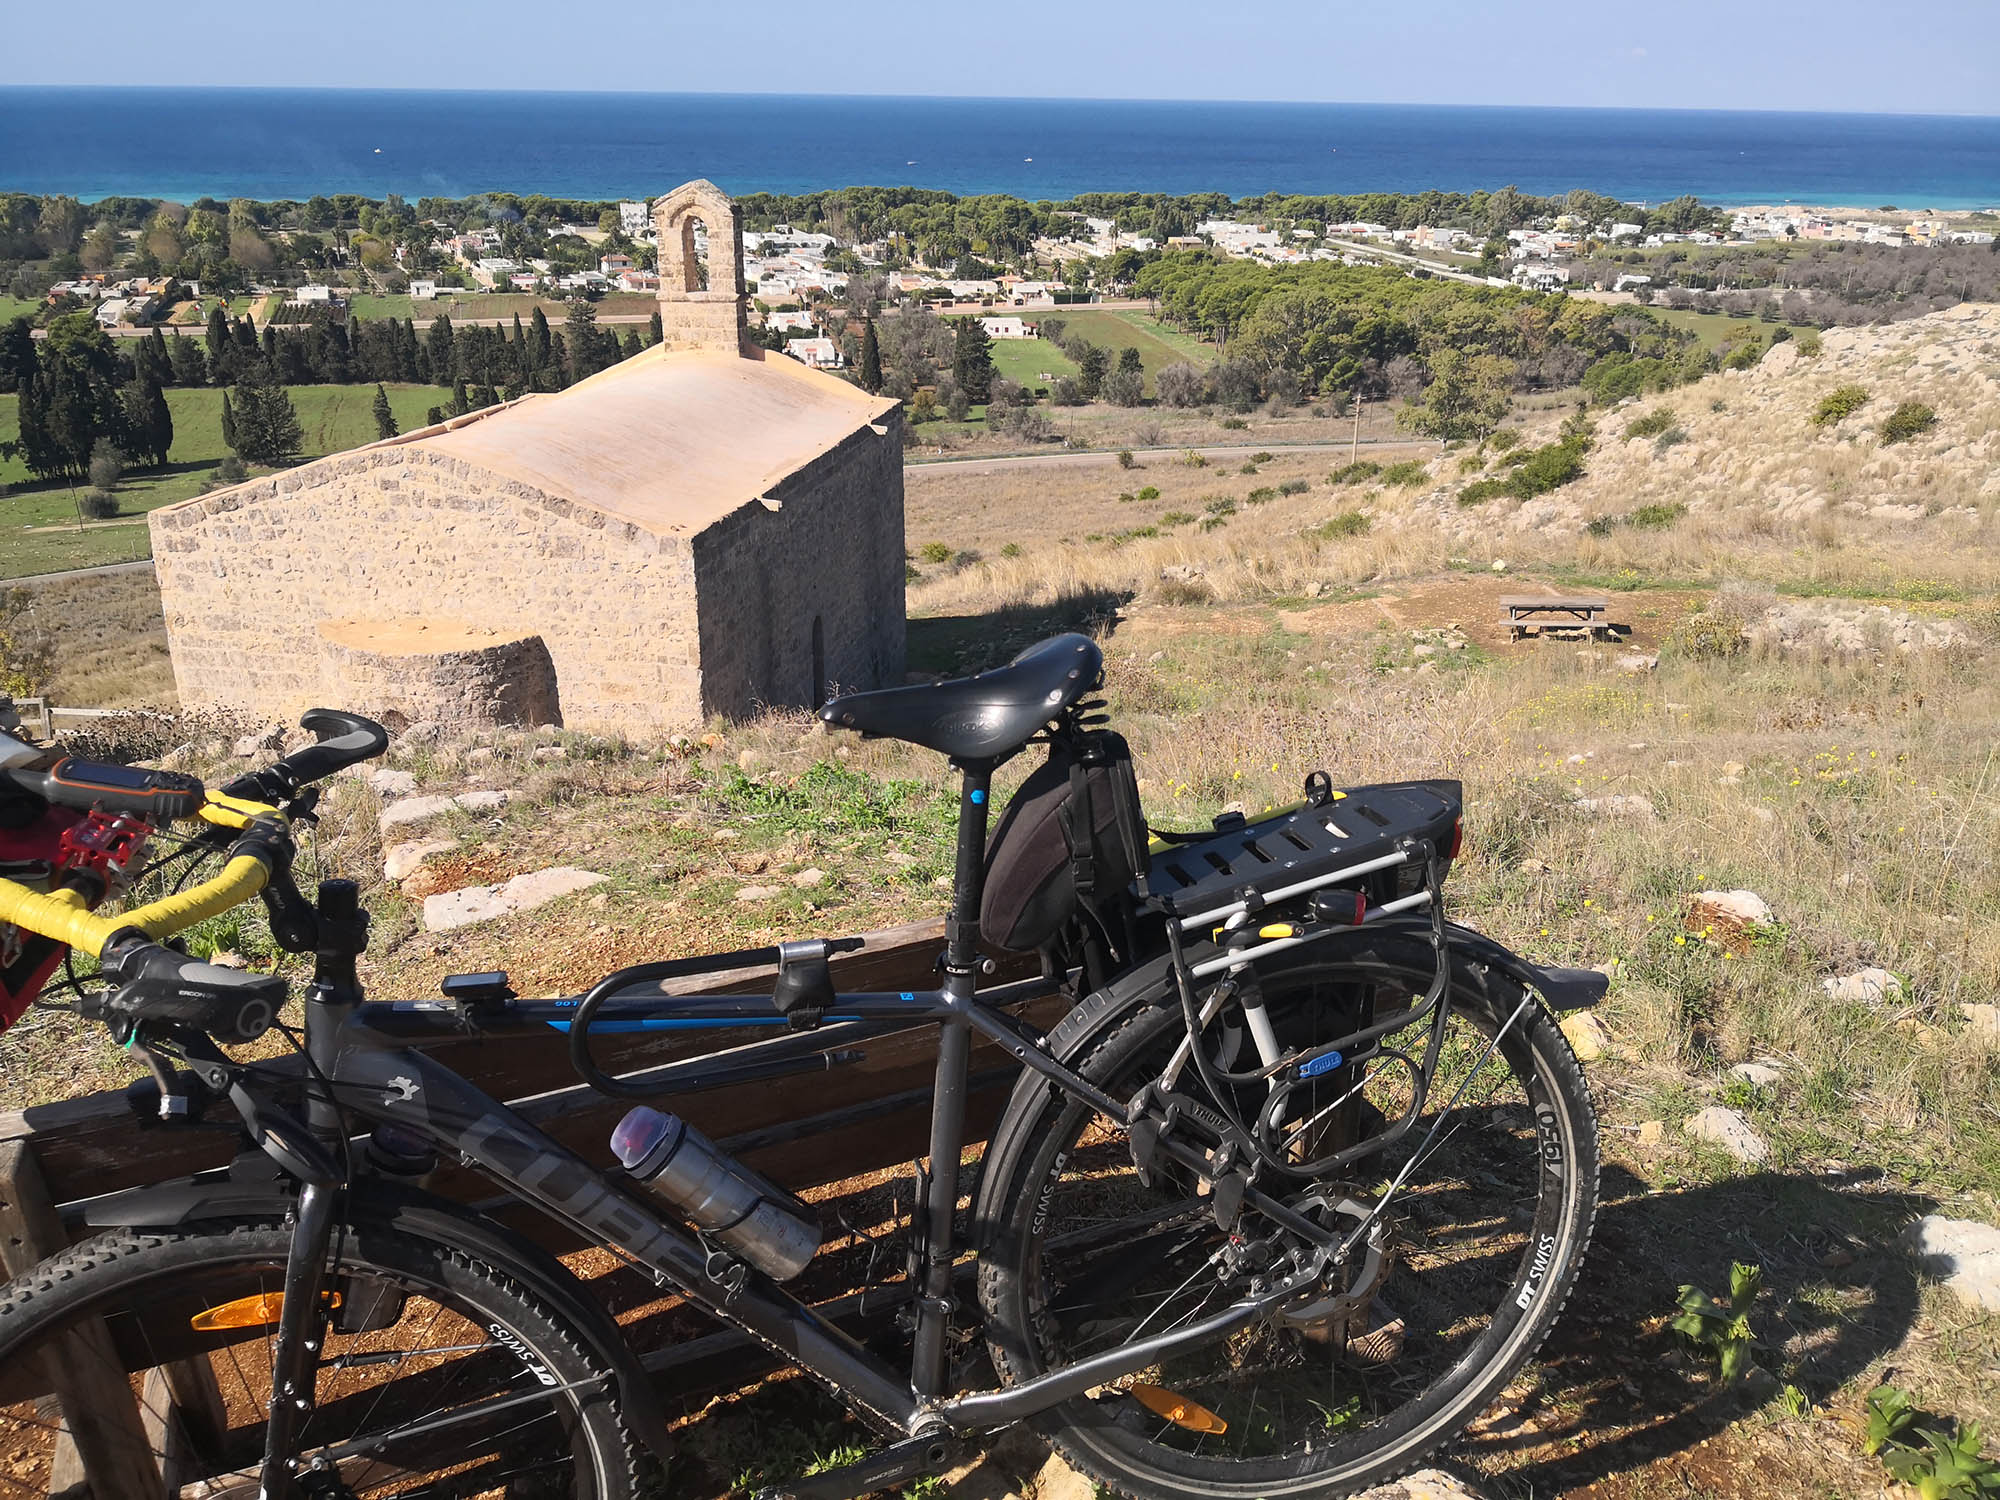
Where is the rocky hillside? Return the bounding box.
[1406,302,2000,556]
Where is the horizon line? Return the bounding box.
[5,83,2000,124]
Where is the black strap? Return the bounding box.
[1061,753,1097,899]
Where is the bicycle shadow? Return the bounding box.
[907,586,1131,679]
[1461,1161,1934,1495]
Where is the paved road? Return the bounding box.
[6,559,156,587]
[905,437,1428,477]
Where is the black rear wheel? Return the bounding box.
[975,931,1599,1499]
[0,1217,639,1499]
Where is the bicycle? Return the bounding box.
[0,632,1604,1499]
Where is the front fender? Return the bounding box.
[80,1159,674,1463]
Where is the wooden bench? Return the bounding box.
[1500,596,1627,641]
[0,917,1051,1493]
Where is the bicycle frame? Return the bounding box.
[245,756,1348,1488]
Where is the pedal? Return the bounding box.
[756,1433,960,1500]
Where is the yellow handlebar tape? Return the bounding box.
[0,855,273,960]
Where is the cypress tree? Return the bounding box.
[141,327,172,387]
[859,319,883,393]
[619,329,642,361]
[120,377,173,467]
[952,316,993,404]
[204,305,230,373]
[527,306,552,378]
[648,309,663,348]
[425,315,455,385]
[0,317,34,395]
[220,388,238,453]
[371,382,398,440]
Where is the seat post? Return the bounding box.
[944,760,993,975]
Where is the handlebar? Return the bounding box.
[0,707,389,1044]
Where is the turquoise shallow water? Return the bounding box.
[4,88,1998,207]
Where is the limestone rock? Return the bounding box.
[1728,1060,1783,1088]
[1961,1003,2000,1041]
[207,949,247,970]
[1574,793,1657,821]
[378,789,517,833]
[1822,967,1903,1005]
[531,745,567,762]
[734,884,782,902]
[1905,1216,2000,1311]
[1560,1011,1612,1061]
[1615,652,1658,674]
[1686,889,1773,953]
[234,725,285,758]
[384,838,458,882]
[367,767,418,799]
[379,795,459,833]
[422,867,607,932]
[1685,1106,1771,1165]
[1637,1119,1666,1146]
[466,746,497,765]
[791,867,827,888]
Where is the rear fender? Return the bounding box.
[80,1161,674,1462]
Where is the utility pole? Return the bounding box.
[1351,393,1363,462]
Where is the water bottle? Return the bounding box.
[610,1106,821,1281]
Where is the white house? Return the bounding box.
[1613,273,1654,293]
[619,201,651,239]
[1515,264,1571,293]
[296,284,335,304]
[979,316,1033,339]
[766,310,817,334]
[599,253,634,275]
[785,336,841,369]
[409,280,443,301]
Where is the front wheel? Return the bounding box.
[975,931,1599,1499]
[0,1215,640,1498]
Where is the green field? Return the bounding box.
[0,297,41,323]
[986,310,1218,398]
[0,383,452,578]
[348,292,658,324]
[1648,307,1818,351]
[987,336,1078,392]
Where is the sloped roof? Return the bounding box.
[399,347,900,537]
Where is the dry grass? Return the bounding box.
[6,569,174,706]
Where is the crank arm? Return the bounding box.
[759,1433,963,1500]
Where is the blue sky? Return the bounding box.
[14,0,2000,116]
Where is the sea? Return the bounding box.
[4,88,1999,209]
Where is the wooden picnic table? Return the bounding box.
[1499,596,1627,641]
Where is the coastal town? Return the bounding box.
[14,186,1997,380]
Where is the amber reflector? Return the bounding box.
[1128,1383,1228,1434]
[190,1289,341,1331]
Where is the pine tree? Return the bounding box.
[219,389,238,453]
[952,316,993,404]
[169,332,207,387]
[371,382,398,440]
[564,298,603,381]
[647,309,663,348]
[619,329,642,361]
[859,319,883,393]
[1118,346,1143,376]
[230,369,303,467]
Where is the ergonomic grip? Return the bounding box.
[219,709,389,801]
[90,940,288,1044]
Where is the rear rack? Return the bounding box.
[1145,778,1462,929]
